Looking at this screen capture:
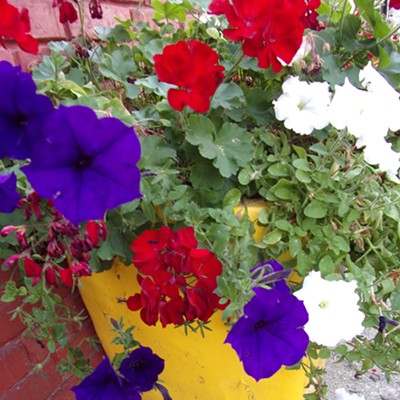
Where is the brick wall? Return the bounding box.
[0,267,105,400]
[1,0,153,71]
[1,1,155,398]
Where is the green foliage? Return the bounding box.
[3,0,400,396]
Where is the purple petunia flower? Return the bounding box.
[71,356,141,400]
[225,287,309,381]
[0,172,21,213]
[119,346,165,392]
[0,61,54,160]
[22,105,141,225]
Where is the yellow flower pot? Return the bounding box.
[79,201,312,399]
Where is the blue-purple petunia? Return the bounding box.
[225,287,309,381]
[0,172,21,213]
[71,356,141,400]
[119,346,165,392]
[0,61,54,160]
[22,105,141,225]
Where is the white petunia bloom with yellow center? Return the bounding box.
[273,76,331,135]
[294,271,365,347]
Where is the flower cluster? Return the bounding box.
[2,0,400,398]
[274,62,400,179]
[126,226,226,327]
[1,194,108,288]
[72,346,165,400]
[154,40,225,113]
[0,60,142,225]
[208,0,320,72]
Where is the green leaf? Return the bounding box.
[293,158,311,171]
[210,83,244,110]
[289,236,302,257]
[47,340,56,353]
[211,123,254,177]
[187,114,216,147]
[33,53,69,81]
[135,75,175,97]
[304,200,328,219]
[342,14,362,41]
[245,88,273,124]
[223,189,242,207]
[319,255,335,275]
[263,229,282,245]
[151,0,188,21]
[139,136,176,168]
[268,162,289,177]
[98,46,137,83]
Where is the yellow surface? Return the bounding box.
[79,201,311,399]
[79,260,310,400]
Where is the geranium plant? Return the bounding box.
[2,0,400,399]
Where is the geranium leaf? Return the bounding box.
[210,83,244,110]
[212,123,254,178]
[98,46,137,83]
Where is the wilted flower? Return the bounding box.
[22,105,141,225]
[53,0,78,24]
[294,271,365,347]
[225,287,309,380]
[274,76,331,135]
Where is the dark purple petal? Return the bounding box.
[71,357,141,400]
[0,172,21,213]
[22,105,141,225]
[225,287,309,381]
[119,346,165,392]
[0,61,54,160]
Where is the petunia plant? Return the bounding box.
[2,0,400,399]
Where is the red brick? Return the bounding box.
[10,0,65,40]
[0,300,26,347]
[0,353,62,400]
[0,47,15,64]
[66,1,154,40]
[12,44,51,72]
[0,337,31,394]
[48,374,79,400]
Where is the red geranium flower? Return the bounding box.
[390,0,400,10]
[0,0,38,54]
[154,40,225,113]
[209,0,309,72]
[127,226,226,327]
[53,0,78,24]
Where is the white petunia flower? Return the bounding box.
[335,388,365,400]
[362,139,400,182]
[359,62,400,132]
[329,63,400,181]
[294,271,365,347]
[273,76,331,135]
[388,7,400,26]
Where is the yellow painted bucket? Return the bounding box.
[78,201,311,399]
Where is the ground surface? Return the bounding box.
[325,354,400,399]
